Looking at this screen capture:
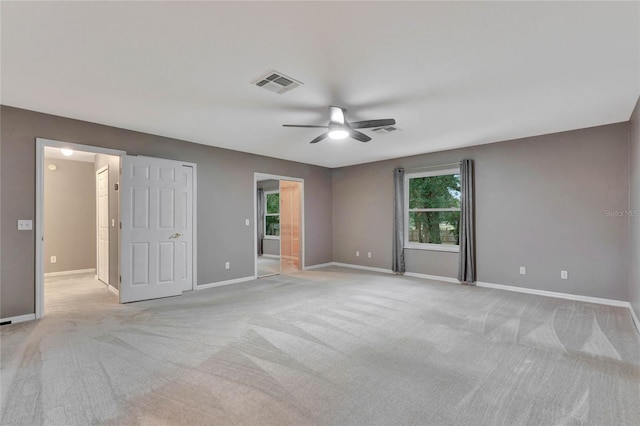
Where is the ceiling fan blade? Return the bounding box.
[310,132,329,144]
[349,119,396,129]
[329,106,346,125]
[350,130,372,143]
[283,124,328,128]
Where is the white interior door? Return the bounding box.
[120,156,193,303]
[97,167,109,284]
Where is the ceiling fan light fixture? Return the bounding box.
[328,129,349,140]
[283,106,394,144]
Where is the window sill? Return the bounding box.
[404,244,459,253]
[264,236,280,240]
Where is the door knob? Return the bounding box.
[169,232,182,239]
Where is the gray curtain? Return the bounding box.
[393,168,405,274]
[458,159,476,284]
[257,188,264,256]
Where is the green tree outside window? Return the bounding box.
[407,172,460,245]
[265,192,280,237]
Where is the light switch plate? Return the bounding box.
[18,220,33,230]
[245,219,250,226]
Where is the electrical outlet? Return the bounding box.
[520,266,526,275]
[225,262,230,270]
[368,252,372,258]
[18,220,33,230]
[50,256,57,264]
[356,251,360,257]
[561,270,568,280]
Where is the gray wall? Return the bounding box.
[263,240,280,257]
[95,154,120,289]
[629,97,640,321]
[44,158,96,273]
[0,106,333,318]
[333,123,630,301]
[1,104,634,318]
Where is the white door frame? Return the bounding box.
[96,165,109,285]
[253,173,305,278]
[183,164,198,293]
[35,138,126,319]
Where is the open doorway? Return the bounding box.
[36,139,199,317]
[256,179,281,277]
[42,145,121,315]
[255,173,304,278]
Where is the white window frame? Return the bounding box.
[404,167,461,252]
[264,190,280,240]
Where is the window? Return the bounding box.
[264,191,280,238]
[405,168,461,252]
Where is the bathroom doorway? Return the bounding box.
[254,173,304,277]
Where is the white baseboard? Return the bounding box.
[0,313,36,325]
[332,262,394,274]
[44,268,95,277]
[197,276,255,290]
[404,272,460,284]
[304,262,335,270]
[108,285,119,296]
[476,281,630,307]
[311,262,453,279]
[261,254,280,259]
[265,262,639,334]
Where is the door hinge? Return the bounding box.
[119,275,122,283]
[119,222,122,229]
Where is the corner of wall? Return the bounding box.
[628,95,640,324]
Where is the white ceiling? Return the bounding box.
[2,2,639,168]
[44,146,96,163]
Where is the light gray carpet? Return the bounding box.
[1,267,639,425]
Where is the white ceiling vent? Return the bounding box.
[252,70,302,94]
[371,126,399,135]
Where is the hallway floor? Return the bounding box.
[45,272,118,315]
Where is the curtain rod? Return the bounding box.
[403,161,461,172]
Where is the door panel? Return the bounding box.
[159,188,175,229]
[280,180,301,273]
[98,168,109,284]
[120,156,193,303]
[131,243,149,285]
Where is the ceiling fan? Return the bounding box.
[283,106,396,144]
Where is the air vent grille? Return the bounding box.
[252,70,302,94]
[371,126,399,135]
